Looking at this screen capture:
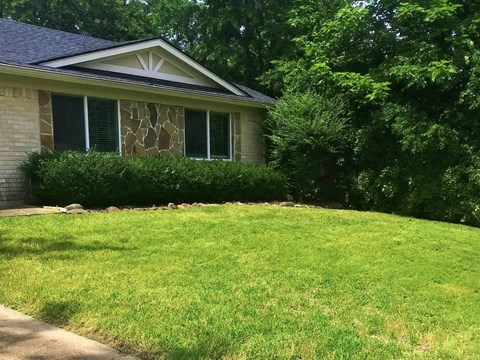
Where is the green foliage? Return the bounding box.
[21,152,287,207]
[0,0,153,40]
[267,92,350,202]
[185,0,296,94]
[265,0,480,226]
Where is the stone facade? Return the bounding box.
[38,90,54,151]
[0,86,40,207]
[120,101,185,157]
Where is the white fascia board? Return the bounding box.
[40,39,246,96]
[0,63,271,108]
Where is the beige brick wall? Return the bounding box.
[239,110,265,163]
[0,86,40,208]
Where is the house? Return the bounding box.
[0,19,274,207]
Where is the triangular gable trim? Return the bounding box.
[40,38,246,96]
[78,49,217,88]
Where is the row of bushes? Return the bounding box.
[21,151,287,207]
[267,93,480,227]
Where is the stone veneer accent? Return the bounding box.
[0,86,40,207]
[120,101,185,157]
[233,112,242,162]
[38,91,54,151]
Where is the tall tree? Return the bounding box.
[267,0,480,225]
[188,0,295,93]
[0,0,153,40]
[147,0,201,50]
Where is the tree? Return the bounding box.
[187,0,296,93]
[0,0,153,40]
[267,0,480,225]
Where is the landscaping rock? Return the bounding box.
[168,203,178,210]
[66,209,88,215]
[279,202,295,207]
[65,203,83,211]
[106,206,121,212]
[192,202,201,207]
[178,203,192,209]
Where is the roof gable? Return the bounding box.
[70,48,221,89]
[0,19,275,105]
[39,39,246,96]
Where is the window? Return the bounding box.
[88,98,119,152]
[52,95,119,152]
[185,110,207,158]
[185,109,231,160]
[52,95,85,152]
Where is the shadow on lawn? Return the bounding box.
[165,340,231,360]
[0,231,130,259]
[122,336,232,360]
[38,300,80,327]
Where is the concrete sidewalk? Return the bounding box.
[0,305,138,360]
[0,206,61,217]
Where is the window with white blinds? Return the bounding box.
[185,109,231,160]
[88,98,118,152]
[51,95,119,153]
[209,112,230,160]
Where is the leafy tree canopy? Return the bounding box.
[266,0,480,225]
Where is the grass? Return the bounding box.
[0,205,479,359]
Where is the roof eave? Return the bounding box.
[0,63,273,108]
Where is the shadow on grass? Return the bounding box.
[38,300,80,327]
[116,335,232,360]
[0,232,130,260]
[165,338,231,360]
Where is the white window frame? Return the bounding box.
[184,109,232,161]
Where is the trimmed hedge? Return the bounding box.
[20,151,287,207]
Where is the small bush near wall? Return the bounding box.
[20,151,287,207]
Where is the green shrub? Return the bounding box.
[267,94,480,226]
[20,151,287,207]
[267,92,350,203]
[346,103,480,227]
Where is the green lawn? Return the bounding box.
[0,206,479,359]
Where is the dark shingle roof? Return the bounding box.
[235,84,275,105]
[0,18,116,64]
[0,19,276,105]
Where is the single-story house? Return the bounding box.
[0,19,275,207]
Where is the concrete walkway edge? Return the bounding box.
[0,305,138,360]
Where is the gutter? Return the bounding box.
[0,62,272,109]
